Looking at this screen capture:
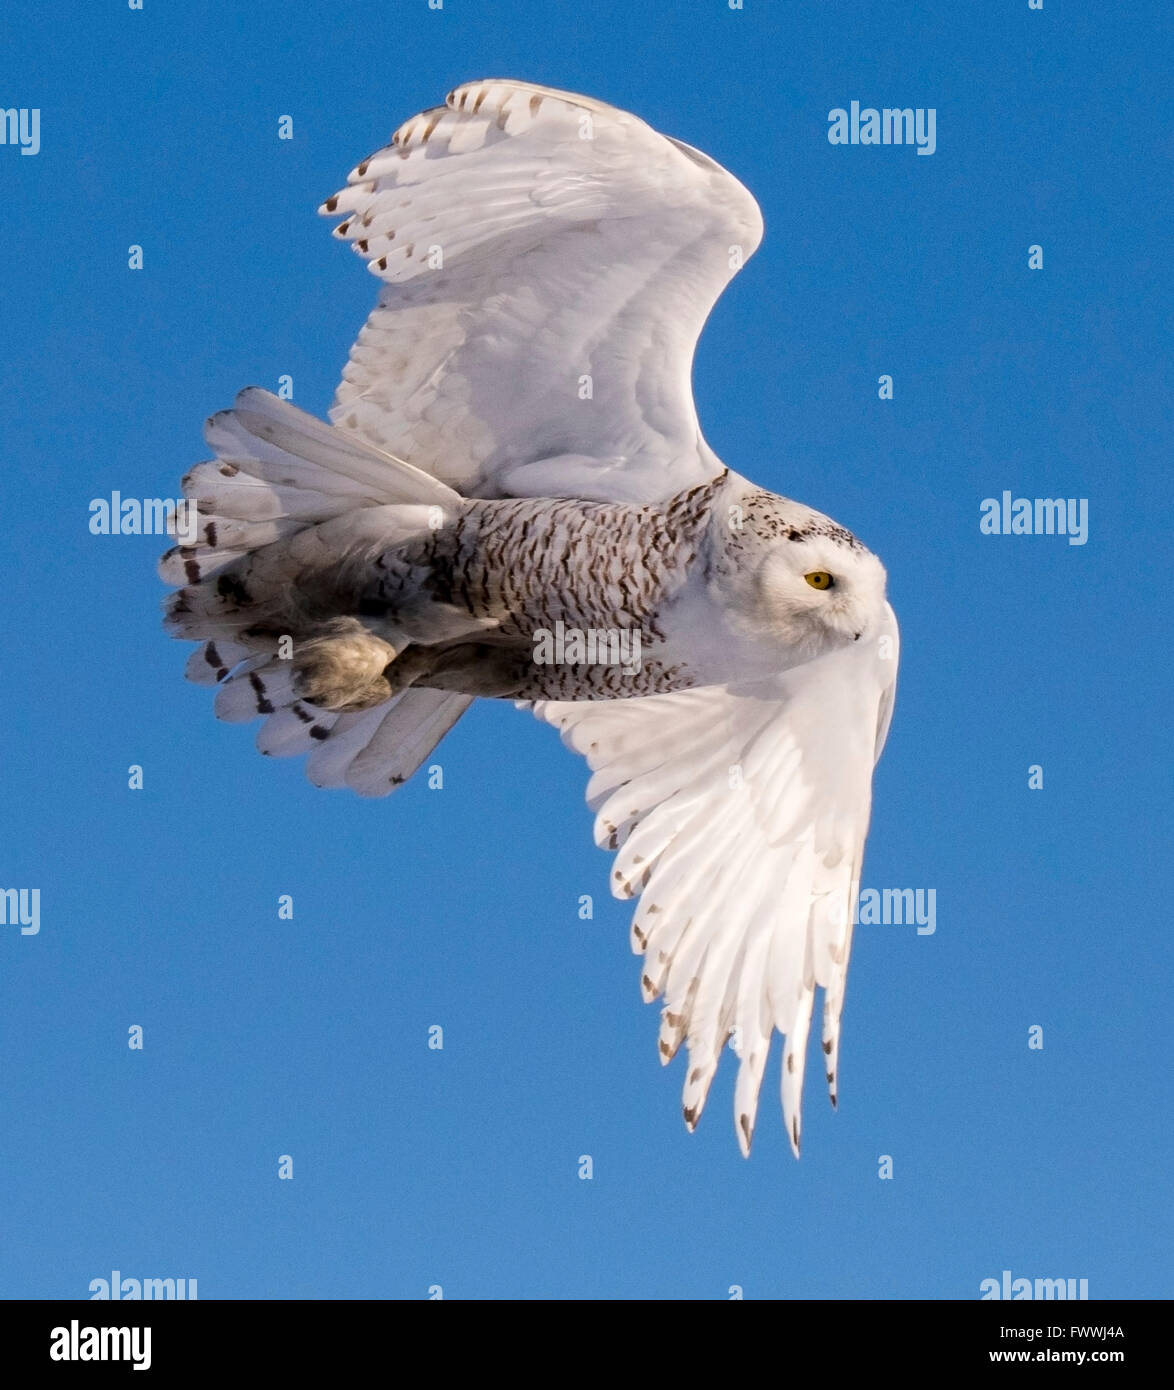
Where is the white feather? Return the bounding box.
[532,608,898,1155]
[318,79,763,502]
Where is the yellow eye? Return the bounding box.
[804,571,834,590]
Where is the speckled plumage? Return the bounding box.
[359,474,726,698]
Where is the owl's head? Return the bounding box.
[750,502,889,657]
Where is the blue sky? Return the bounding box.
[1,2,1170,1299]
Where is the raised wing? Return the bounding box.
[320,79,764,503]
[532,608,899,1156]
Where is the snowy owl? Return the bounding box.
[161,80,899,1157]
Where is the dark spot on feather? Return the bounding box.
[324,195,338,212]
[786,1052,794,1074]
[822,1038,833,1054]
[739,1114,753,1148]
[205,642,223,671]
[216,573,251,606]
[309,725,330,740]
[219,462,239,477]
[356,160,368,176]
[205,521,217,547]
[184,555,201,584]
[291,704,314,723]
[356,240,368,253]
[248,673,274,714]
[683,1105,698,1130]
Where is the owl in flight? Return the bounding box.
[161,80,899,1157]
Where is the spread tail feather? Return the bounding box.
[161,389,470,791]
